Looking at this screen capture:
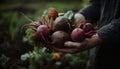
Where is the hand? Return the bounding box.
[52,34,101,53]
[53,40,88,53]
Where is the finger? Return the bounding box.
[52,47,79,53]
[64,41,81,48]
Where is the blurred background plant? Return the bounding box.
[0,0,89,69]
[20,47,88,69]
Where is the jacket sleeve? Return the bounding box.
[79,0,101,23]
[97,18,120,44]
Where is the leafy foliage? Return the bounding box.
[0,54,9,66]
[21,46,88,69]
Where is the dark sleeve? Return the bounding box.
[97,18,120,44]
[79,0,101,23]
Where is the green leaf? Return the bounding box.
[20,53,30,61]
[64,10,75,21]
[55,61,61,66]
[0,54,9,65]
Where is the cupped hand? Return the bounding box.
[52,40,88,53]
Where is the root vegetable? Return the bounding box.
[83,23,94,33]
[51,31,70,48]
[35,25,49,42]
[54,16,72,33]
[71,28,85,42]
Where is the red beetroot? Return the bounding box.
[71,28,85,42]
[83,23,94,33]
[35,25,49,42]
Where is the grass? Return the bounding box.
[0,0,88,11]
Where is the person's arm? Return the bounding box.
[53,18,120,53]
[97,18,120,44]
[79,0,101,23]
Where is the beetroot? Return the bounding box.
[71,28,85,42]
[54,16,72,33]
[51,31,70,48]
[82,23,96,38]
[35,25,49,42]
[83,23,94,33]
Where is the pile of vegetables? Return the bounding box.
[21,7,96,69]
[25,7,96,50]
